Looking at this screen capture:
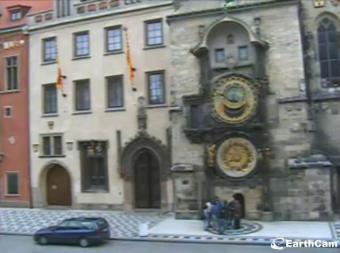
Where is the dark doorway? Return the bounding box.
[134,149,161,208]
[233,193,245,218]
[47,165,71,206]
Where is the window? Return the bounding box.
[317,18,340,84]
[145,19,163,46]
[191,105,201,128]
[6,56,19,90]
[6,173,19,195]
[10,10,22,21]
[74,31,90,57]
[238,46,249,61]
[56,0,71,18]
[80,141,108,192]
[75,79,91,111]
[106,75,124,108]
[3,106,13,118]
[147,71,165,105]
[43,37,57,63]
[41,135,63,156]
[105,26,123,52]
[215,48,225,63]
[43,84,57,114]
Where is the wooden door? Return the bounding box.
[134,150,160,208]
[47,165,71,206]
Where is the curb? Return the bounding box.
[2,232,338,247]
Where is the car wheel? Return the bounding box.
[79,238,89,248]
[38,236,48,245]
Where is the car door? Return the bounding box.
[49,226,72,244]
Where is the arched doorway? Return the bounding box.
[233,193,245,218]
[46,165,71,206]
[134,149,161,208]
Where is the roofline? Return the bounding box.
[167,0,298,23]
[0,25,25,35]
[28,2,173,33]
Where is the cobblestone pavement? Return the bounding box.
[0,208,164,239]
[0,208,339,246]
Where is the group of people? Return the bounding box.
[202,195,242,234]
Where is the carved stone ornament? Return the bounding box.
[217,137,257,178]
[207,144,216,167]
[212,76,258,124]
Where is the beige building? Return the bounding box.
[28,0,174,210]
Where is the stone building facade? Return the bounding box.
[299,0,340,214]
[168,0,337,220]
[28,0,174,210]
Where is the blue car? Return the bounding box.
[34,217,110,247]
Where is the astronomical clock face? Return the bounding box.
[212,76,258,124]
[216,137,257,178]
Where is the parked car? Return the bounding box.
[288,154,332,169]
[34,217,110,247]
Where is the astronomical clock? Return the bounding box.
[205,74,264,179]
[211,75,258,125]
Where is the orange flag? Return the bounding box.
[124,27,136,91]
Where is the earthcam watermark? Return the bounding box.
[271,237,339,250]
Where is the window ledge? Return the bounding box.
[41,60,57,66]
[82,189,109,193]
[0,89,20,95]
[72,55,91,61]
[42,113,59,118]
[146,104,168,109]
[105,107,125,112]
[4,194,20,197]
[72,110,92,115]
[39,155,66,158]
[143,44,166,50]
[104,50,124,56]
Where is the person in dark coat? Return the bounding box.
[230,196,242,229]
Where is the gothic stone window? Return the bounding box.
[317,18,340,86]
[79,141,109,192]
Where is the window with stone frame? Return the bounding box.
[74,31,90,57]
[41,134,63,157]
[106,75,124,108]
[43,83,57,114]
[147,71,166,105]
[105,26,123,53]
[215,48,225,63]
[79,141,109,192]
[43,37,57,63]
[238,45,249,61]
[6,56,19,90]
[145,19,163,47]
[74,79,91,111]
[6,172,19,195]
[317,17,340,87]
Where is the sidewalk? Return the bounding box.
[0,208,339,246]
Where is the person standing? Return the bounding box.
[230,196,242,229]
[203,202,212,231]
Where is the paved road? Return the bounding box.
[0,235,339,253]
